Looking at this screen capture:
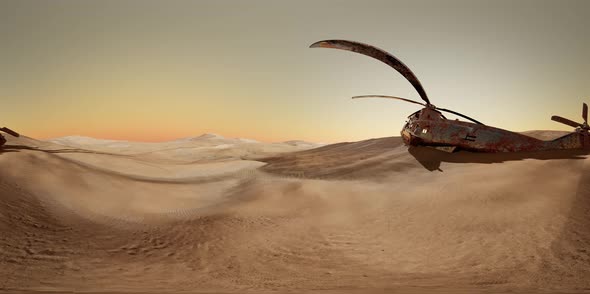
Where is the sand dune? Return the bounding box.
[1,132,589,293]
[48,134,323,164]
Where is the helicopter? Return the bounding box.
[310,39,589,153]
[0,127,19,147]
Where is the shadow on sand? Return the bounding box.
[408,146,590,172]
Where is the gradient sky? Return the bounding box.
[1,0,589,143]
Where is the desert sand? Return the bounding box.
[0,131,589,293]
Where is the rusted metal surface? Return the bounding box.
[310,40,431,105]
[399,107,589,152]
[0,127,19,147]
[311,39,590,152]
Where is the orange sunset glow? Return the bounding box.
[2,0,589,143]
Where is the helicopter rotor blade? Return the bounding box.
[437,108,485,125]
[0,127,19,137]
[551,115,582,128]
[310,40,431,105]
[352,95,426,107]
[583,103,588,124]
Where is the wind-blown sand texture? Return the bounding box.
[0,131,589,293]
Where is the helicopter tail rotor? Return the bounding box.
[551,102,589,131]
[583,102,588,124]
[550,115,581,128]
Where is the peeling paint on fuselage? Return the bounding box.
[401,108,589,152]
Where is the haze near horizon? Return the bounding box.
[1,0,589,143]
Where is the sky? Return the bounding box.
[1,0,589,143]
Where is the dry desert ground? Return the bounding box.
[0,131,589,293]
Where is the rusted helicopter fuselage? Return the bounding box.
[402,107,590,152]
[311,39,589,153]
